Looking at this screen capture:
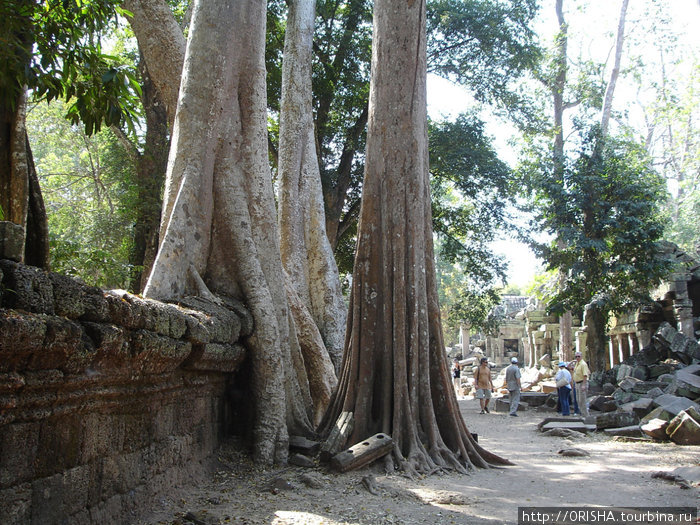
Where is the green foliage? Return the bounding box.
[521,126,675,318]
[27,100,138,288]
[0,0,141,135]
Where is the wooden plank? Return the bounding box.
[330,433,394,473]
[320,411,354,461]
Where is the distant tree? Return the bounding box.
[522,127,673,372]
[27,100,136,288]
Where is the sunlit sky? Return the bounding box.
[426,0,700,288]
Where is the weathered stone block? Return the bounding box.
[640,406,674,424]
[631,366,649,381]
[632,381,668,395]
[0,310,48,372]
[589,395,618,412]
[620,397,654,419]
[596,411,639,430]
[49,271,88,319]
[666,411,700,445]
[618,376,642,392]
[616,364,633,382]
[179,296,243,344]
[0,422,39,489]
[35,416,82,478]
[641,418,669,440]
[83,322,130,375]
[129,330,192,375]
[182,343,246,373]
[0,260,54,314]
[520,392,550,407]
[652,394,700,416]
[0,221,24,262]
[80,288,111,323]
[1,482,31,525]
[675,365,700,396]
[643,387,665,399]
[654,322,700,364]
[30,316,92,373]
[648,363,675,379]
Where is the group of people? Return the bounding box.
[554,351,591,416]
[450,351,591,418]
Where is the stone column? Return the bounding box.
[629,333,639,356]
[675,300,695,340]
[459,322,470,358]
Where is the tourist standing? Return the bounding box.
[573,351,590,417]
[505,357,521,417]
[555,361,572,416]
[451,358,462,398]
[474,357,494,414]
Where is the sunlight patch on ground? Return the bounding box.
[272,510,345,525]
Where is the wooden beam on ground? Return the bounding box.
[330,433,394,472]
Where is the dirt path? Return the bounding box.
[141,397,698,525]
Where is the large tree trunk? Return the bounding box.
[278,0,347,374]
[143,0,330,464]
[320,0,509,474]
[584,301,608,373]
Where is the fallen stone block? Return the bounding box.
[612,390,640,404]
[603,425,643,438]
[640,406,674,425]
[589,395,618,413]
[631,366,649,381]
[541,428,586,438]
[654,322,700,364]
[558,448,589,457]
[620,397,654,419]
[675,364,700,396]
[641,418,670,440]
[330,433,393,472]
[648,363,676,379]
[540,421,596,433]
[494,398,527,413]
[616,364,633,382]
[642,387,665,399]
[652,394,700,416]
[632,381,668,395]
[595,411,639,430]
[618,376,642,392]
[666,410,700,445]
[520,392,550,407]
[289,453,315,468]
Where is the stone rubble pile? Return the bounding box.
[528,322,699,445]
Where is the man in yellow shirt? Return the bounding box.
[573,351,590,417]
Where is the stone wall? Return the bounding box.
[0,259,253,525]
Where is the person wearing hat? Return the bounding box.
[572,351,591,416]
[505,357,522,417]
[474,357,494,414]
[555,361,573,416]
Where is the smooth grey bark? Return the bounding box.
[278,0,347,374]
[123,0,185,131]
[600,0,629,136]
[143,0,314,464]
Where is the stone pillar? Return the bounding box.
[629,333,639,356]
[459,323,470,358]
[638,328,652,349]
[608,335,618,367]
[675,300,695,340]
[619,334,630,362]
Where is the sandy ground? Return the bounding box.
[140,397,699,525]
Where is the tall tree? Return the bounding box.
[522,128,672,372]
[320,0,508,473]
[142,0,337,464]
[277,0,347,373]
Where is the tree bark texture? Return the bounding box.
[600,0,628,136]
[143,0,317,464]
[584,302,608,373]
[1,89,49,268]
[278,0,347,374]
[320,0,509,474]
[123,0,186,131]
